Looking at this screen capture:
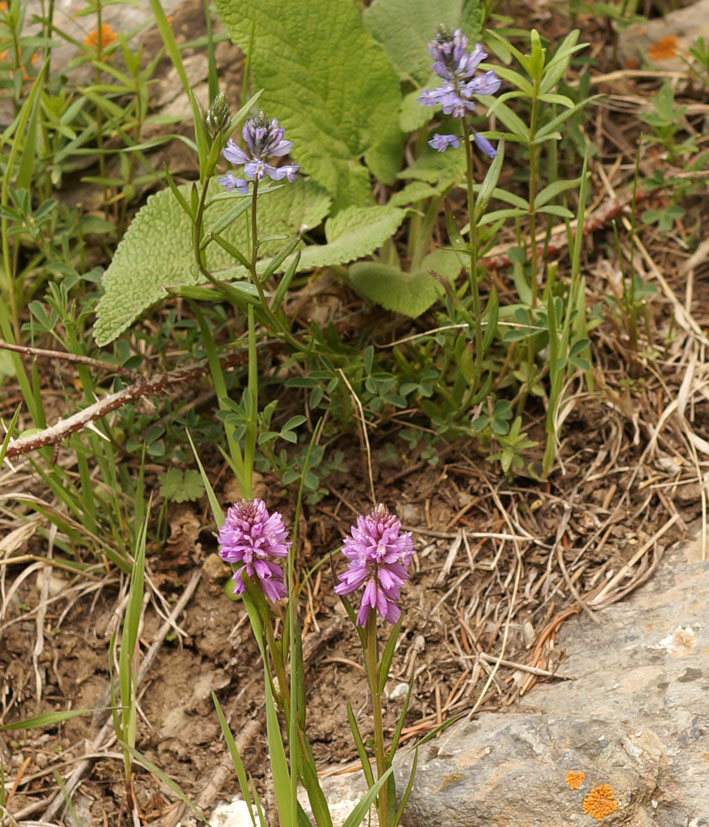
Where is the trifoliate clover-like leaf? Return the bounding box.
[160,468,205,503]
[93,178,330,346]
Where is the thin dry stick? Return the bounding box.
[404,526,536,543]
[588,513,679,607]
[43,569,202,822]
[552,493,598,623]
[477,651,573,679]
[337,368,376,507]
[32,551,52,704]
[3,352,247,461]
[0,339,140,380]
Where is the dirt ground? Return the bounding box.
[1,403,704,823]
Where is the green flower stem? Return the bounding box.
[239,181,262,496]
[244,303,257,495]
[461,117,484,404]
[527,89,540,309]
[365,615,388,827]
[265,619,289,706]
[519,82,541,415]
[244,179,303,351]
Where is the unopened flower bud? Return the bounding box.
[206,92,232,140]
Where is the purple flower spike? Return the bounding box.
[220,111,297,193]
[429,29,487,82]
[334,504,415,626]
[428,133,460,152]
[418,25,501,157]
[218,499,291,602]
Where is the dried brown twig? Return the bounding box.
[0,340,140,380]
[3,351,248,461]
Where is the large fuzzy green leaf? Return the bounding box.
[214,0,402,210]
[349,247,465,317]
[363,0,464,84]
[299,205,407,270]
[93,179,330,346]
[397,141,466,187]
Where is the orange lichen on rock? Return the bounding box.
[565,770,586,790]
[583,783,619,821]
[648,35,679,61]
[84,23,117,53]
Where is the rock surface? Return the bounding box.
[618,0,709,71]
[293,534,708,826]
[390,533,709,826]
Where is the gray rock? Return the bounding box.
[618,0,709,71]
[394,534,709,826]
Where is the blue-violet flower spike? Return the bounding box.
[418,26,501,156]
[429,134,460,152]
[218,499,291,603]
[221,111,299,192]
[334,504,415,626]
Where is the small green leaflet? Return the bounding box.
[349,248,465,318]
[160,469,205,503]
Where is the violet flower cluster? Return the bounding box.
[334,504,415,626]
[418,26,501,157]
[220,112,299,195]
[218,499,291,602]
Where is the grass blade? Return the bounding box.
[212,691,258,826]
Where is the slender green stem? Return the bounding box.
[193,176,212,277]
[240,182,262,495]
[244,303,257,493]
[519,83,541,415]
[461,119,483,401]
[365,616,387,827]
[265,620,288,706]
[118,72,146,235]
[527,91,540,309]
[94,0,108,216]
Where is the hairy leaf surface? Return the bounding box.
[349,248,464,317]
[94,179,330,345]
[214,0,402,209]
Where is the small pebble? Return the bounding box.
[388,681,409,700]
